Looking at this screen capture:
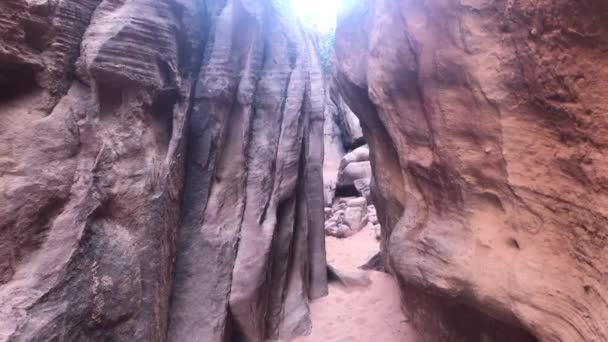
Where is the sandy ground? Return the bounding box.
[290,225,422,342]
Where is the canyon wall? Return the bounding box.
[169,1,328,341]
[0,0,326,341]
[322,79,346,206]
[334,0,608,341]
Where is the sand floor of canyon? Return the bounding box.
[291,225,421,342]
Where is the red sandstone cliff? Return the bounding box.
[334,0,608,341]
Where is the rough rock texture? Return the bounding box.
[0,0,326,341]
[335,0,608,341]
[324,198,363,238]
[322,73,366,207]
[322,94,376,240]
[365,205,381,240]
[169,2,328,341]
[0,0,196,340]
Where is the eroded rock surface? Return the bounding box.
[322,65,367,208]
[321,63,377,241]
[170,2,328,341]
[0,1,326,341]
[329,79,365,150]
[0,0,196,339]
[334,0,608,341]
[337,145,371,188]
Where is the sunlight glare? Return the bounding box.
[290,0,345,33]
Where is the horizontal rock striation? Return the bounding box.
[0,0,326,341]
[334,0,608,341]
[0,0,202,340]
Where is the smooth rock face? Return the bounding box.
[343,201,367,232]
[329,79,365,149]
[0,0,196,340]
[0,0,326,341]
[334,0,608,341]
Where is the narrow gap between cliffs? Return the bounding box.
[283,2,422,338]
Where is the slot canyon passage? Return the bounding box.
[0,0,607,341]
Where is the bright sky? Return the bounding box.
[290,0,345,33]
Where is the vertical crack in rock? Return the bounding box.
[169,1,327,342]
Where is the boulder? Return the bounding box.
[346,197,367,208]
[354,178,372,202]
[343,198,368,232]
[364,205,381,240]
[338,161,372,187]
[337,146,372,189]
[324,210,352,238]
[339,145,370,170]
[323,89,346,207]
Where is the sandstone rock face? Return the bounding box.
[0,0,326,341]
[337,145,372,188]
[322,92,377,240]
[0,0,196,340]
[170,2,328,341]
[323,87,346,206]
[334,0,608,341]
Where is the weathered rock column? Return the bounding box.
[169,1,327,341]
[334,0,608,341]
